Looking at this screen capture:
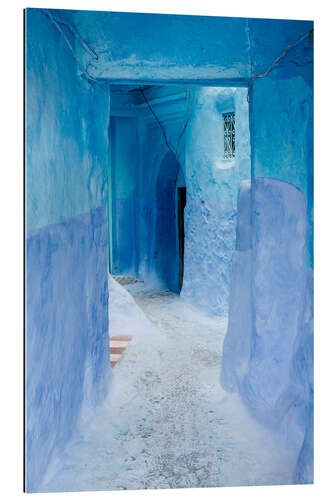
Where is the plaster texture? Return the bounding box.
[25,10,111,491]
[25,207,111,492]
[221,178,313,483]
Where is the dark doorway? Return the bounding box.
[155,152,180,292]
[178,187,186,291]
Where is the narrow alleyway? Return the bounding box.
[42,280,296,492]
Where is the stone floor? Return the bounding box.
[41,285,296,492]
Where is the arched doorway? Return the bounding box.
[154,152,185,293]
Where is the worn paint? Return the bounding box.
[222,179,313,483]
[25,207,110,492]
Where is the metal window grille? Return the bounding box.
[223,112,235,159]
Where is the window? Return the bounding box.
[223,112,235,159]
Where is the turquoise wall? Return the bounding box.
[65,10,252,81]
[249,19,313,264]
[110,116,138,275]
[25,9,110,233]
[25,9,111,491]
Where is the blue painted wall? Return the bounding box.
[182,87,251,314]
[135,90,187,290]
[61,10,252,81]
[222,179,313,483]
[25,9,111,491]
[109,116,138,275]
[248,22,313,482]
[108,86,189,289]
[155,152,181,292]
[249,19,313,266]
[108,85,250,311]
[26,208,110,492]
[25,9,110,233]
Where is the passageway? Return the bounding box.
[42,281,295,492]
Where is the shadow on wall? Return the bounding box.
[221,178,313,484]
[154,151,181,292]
[25,207,111,492]
[25,9,112,491]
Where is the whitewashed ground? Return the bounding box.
[42,281,296,492]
